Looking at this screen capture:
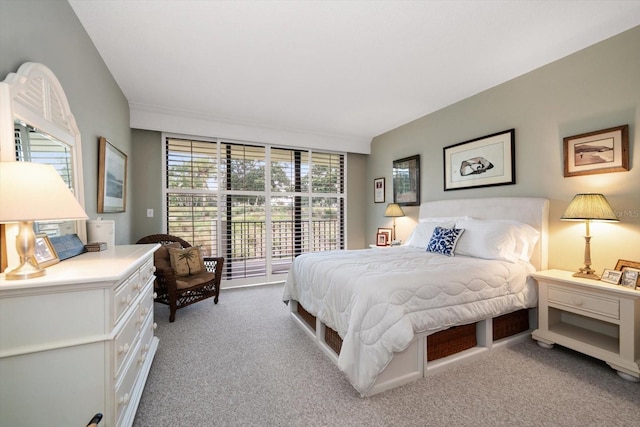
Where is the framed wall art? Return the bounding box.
[563,124,629,177]
[443,129,515,191]
[393,155,420,206]
[98,136,127,213]
[374,177,385,203]
[34,234,59,268]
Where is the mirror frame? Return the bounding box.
[1,62,86,269]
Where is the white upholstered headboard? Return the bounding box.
[418,197,549,270]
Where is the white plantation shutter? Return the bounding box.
[165,136,345,286]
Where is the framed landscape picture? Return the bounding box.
[563,124,629,177]
[444,129,515,191]
[98,136,127,212]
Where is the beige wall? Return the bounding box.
[368,26,640,273]
[1,0,134,244]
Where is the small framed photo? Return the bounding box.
[374,177,385,203]
[377,227,392,246]
[34,234,60,268]
[621,270,639,289]
[563,124,629,177]
[600,269,622,285]
[376,233,388,247]
[615,259,640,271]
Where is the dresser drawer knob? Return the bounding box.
[121,294,133,305]
[118,343,130,354]
[153,322,158,330]
[573,298,584,306]
[119,393,130,405]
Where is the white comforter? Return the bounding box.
[282,246,537,395]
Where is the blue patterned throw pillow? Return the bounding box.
[426,226,464,256]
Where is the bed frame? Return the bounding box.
[288,197,549,396]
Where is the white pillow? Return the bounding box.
[405,220,455,248]
[455,219,532,263]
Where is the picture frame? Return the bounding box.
[620,270,639,289]
[600,269,622,285]
[98,136,127,213]
[376,233,388,247]
[614,259,640,271]
[443,129,515,191]
[393,155,420,206]
[374,177,385,203]
[34,234,59,268]
[377,227,392,246]
[563,124,629,177]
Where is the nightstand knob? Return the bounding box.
[573,297,584,306]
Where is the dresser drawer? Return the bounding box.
[140,257,155,286]
[115,338,142,427]
[136,313,155,371]
[548,284,619,320]
[114,270,141,324]
[114,282,154,377]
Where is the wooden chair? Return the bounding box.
[136,234,223,322]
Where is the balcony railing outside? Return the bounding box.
[170,219,342,280]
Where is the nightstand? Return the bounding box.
[531,269,640,382]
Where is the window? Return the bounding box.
[165,137,345,286]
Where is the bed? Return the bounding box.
[283,197,549,396]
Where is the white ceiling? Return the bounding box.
[68,1,640,152]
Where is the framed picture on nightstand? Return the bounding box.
[621,270,639,289]
[601,269,622,285]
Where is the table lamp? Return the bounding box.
[384,203,405,242]
[0,161,88,280]
[561,193,618,280]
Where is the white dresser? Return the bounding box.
[0,244,160,427]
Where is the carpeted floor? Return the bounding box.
[133,283,639,427]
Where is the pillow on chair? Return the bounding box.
[168,247,206,276]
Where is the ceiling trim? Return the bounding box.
[129,103,371,154]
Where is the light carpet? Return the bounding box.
[133,283,639,426]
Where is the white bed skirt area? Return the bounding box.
[283,197,549,396]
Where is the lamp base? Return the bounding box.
[5,260,45,280]
[573,267,600,280]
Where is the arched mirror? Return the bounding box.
[1,62,86,268]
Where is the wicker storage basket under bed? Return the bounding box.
[492,309,529,341]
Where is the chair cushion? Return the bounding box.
[175,271,216,290]
[168,246,206,276]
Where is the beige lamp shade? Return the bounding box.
[560,193,619,222]
[0,161,88,223]
[384,203,405,218]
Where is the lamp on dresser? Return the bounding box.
[561,193,618,280]
[0,161,88,280]
[384,203,405,243]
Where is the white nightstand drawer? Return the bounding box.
[548,285,619,320]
